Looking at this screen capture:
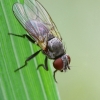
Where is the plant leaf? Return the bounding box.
[0,0,60,100]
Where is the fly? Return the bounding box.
[9,0,71,82]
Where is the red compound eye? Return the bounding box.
[53,58,63,70]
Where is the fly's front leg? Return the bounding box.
[8,33,35,44]
[53,69,58,83]
[37,56,48,71]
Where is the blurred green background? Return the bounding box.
[39,0,100,100]
[1,0,100,100]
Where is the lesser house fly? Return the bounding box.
[9,0,71,82]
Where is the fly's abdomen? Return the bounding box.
[25,20,49,42]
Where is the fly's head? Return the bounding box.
[53,54,71,82]
[53,54,71,72]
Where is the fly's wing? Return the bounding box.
[13,0,49,50]
[13,0,62,50]
[35,0,62,41]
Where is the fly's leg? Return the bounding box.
[14,50,41,72]
[8,33,35,44]
[37,56,48,71]
[53,69,58,83]
[68,66,70,70]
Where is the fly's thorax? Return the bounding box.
[42,37,65,59]
[48,37,65,57]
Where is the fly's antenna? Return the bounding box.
[53,69,58,83]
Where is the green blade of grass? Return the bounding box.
[0,0,61,100]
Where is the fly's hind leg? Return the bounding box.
[8,33,35,44]
[37,56,48,71]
